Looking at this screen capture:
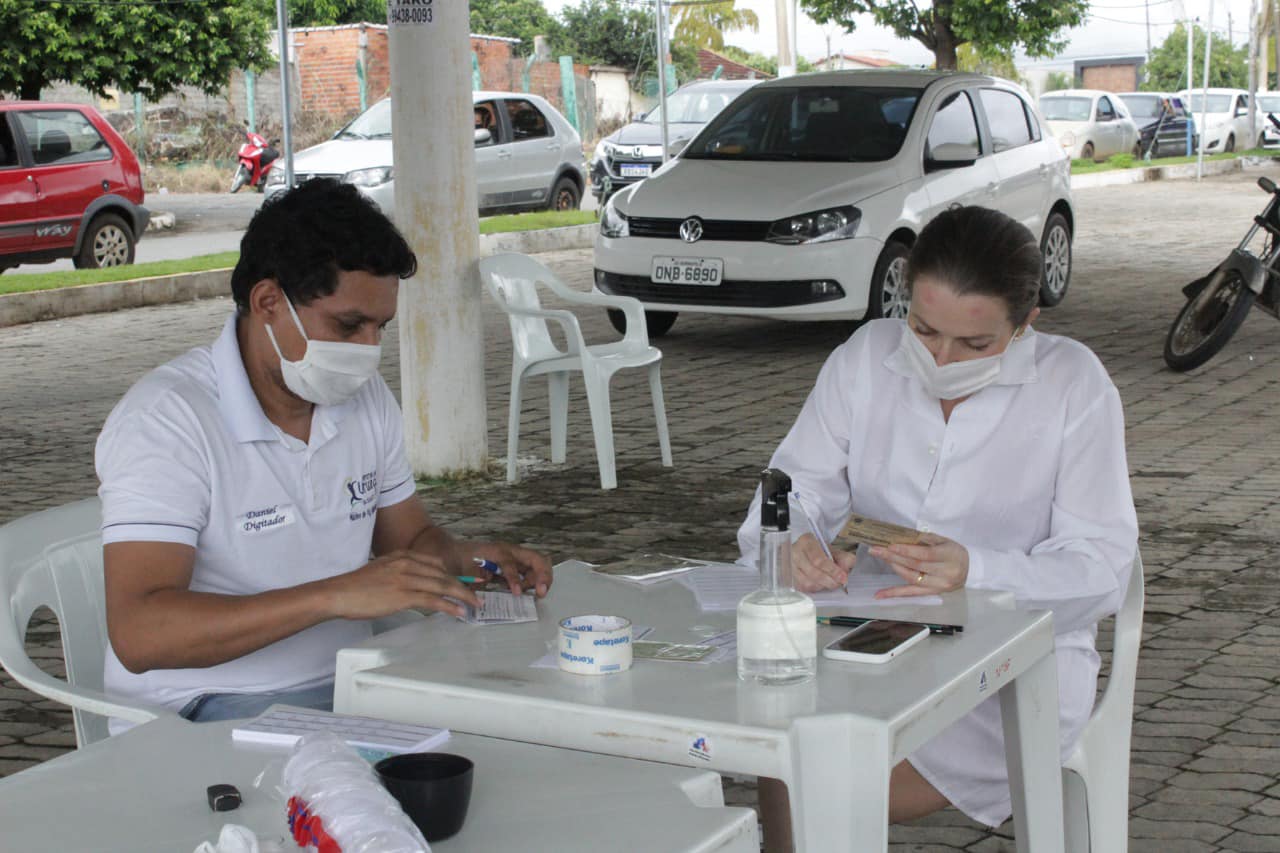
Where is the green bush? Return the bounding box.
[1106,153,1135,169]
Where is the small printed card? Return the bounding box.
[461,590,538,624]
[633,641,717,662]
[839,515,924,548]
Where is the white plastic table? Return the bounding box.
[0,713,757,852]
[335,561,1065,853]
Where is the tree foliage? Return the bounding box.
[956,44,1024,86]
[289,0,387,26]
[0,0,274,101]
[468,0,562,56]
[718,45,811,77]
[671,1,758,52]
[1143,24,1247,93]
[800,0,1087,71]
[1043,71,1073,93]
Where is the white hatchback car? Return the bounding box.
[1039,89,1140,161]
[1177,88,1265,153]
[592,70,1074,335]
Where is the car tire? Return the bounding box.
[606,308,678,338]
[1081,142,1095,161]
[1038,212,1072,307]
[1225,133,1236,153]
[548,177,580,212]
[73,213,135,270]
[866,240,911,320]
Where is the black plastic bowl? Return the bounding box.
[375,752,475,842]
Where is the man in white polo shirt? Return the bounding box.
[96,178,552,723]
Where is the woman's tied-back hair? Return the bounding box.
[231,178,417,314]
[905,206,1043,325]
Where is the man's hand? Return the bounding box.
[468,543,554,598]
[326,550,482,619]
[870,533,969,599]
[791,533,857,593]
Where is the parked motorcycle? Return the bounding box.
[229,127,280,193]
[1163,173,1280,370]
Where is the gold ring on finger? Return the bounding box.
[915,572,925,585]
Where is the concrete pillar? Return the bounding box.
[388,0,488,475]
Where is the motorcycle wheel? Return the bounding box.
[229,165,251,194]
[1164,269,1256,371]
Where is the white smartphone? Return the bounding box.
[821,620,930,664]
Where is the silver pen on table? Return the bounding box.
[790,490,847,595]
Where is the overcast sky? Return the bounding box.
[538,1,1256,68]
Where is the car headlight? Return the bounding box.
[1059,131,1076,146]
[599,195,629,238]
[266,168,286,186]
[765,206,860,245]
[345,166,394,187]
[593,140,615,165]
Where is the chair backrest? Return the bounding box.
[479,253,571,364]
[0,498,114,745]
[36,129,72,164]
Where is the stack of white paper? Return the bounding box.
[233,707,450,754]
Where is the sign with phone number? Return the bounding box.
[388,0,433,25]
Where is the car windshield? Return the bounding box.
[644,89,744,124]
[1257,95,1280,113]
[682,86,920,163]
[336,100,392,139]
[1039,97,1092,122]
[1120,95,1162,119]
[1183,93,1233,113]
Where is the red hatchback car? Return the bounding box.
[0,101,149,272]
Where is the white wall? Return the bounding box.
[591,68,640,127]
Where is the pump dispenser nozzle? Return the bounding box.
[760,468,792,531]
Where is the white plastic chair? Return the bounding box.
[480,252,673,490]
[1062,550,1146,853]
[0,498,176,747]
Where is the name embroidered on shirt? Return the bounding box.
[237,504,297,534]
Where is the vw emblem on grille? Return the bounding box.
[633,146,643,158]
[679,218,704,243]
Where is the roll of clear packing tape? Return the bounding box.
[557,614,633,675]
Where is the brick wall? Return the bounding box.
[1081,64,1140,93]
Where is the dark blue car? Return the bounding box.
[1118,92,1198,158]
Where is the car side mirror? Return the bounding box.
[1235,107,1248,117]
[474,128,492,146]
[925,142,978,172]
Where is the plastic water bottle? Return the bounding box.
[737,469,816,685]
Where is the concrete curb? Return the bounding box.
[1069,154,1277,190]
[0,223,601,328]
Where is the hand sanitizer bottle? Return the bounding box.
[737,468,817,685]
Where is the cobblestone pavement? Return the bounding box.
[2,171,1279,851]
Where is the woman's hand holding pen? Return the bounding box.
[791,533,857,593]
[870,533,969,599]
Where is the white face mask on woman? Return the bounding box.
[264,295,382,406]
[901,323,1024,401]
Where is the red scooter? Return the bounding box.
[229,127,280,193]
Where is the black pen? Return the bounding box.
[817,615,964,636]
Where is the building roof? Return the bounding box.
[696,48,773,80]
[815,53,900,69]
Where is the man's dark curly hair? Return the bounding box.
[231,178,417,314]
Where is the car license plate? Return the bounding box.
[651,256,723,286]
[619,163,652,178]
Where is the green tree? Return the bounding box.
[557,0,657,78]
[956,44,1022,84]
[719,45,811,77]
[801,0,1087,71]
[1043,71,1073,92]
[290,1,387,26]
[671,1,759,52]
[1142,23,1247,92]
[469,0,561,56]
[0,0,274,101]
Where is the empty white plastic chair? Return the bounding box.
[480,252,673,490]
[0,498,176,746]
[1062,550,1146,853]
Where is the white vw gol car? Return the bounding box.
[592,70,1074,336]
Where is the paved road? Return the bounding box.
[1,172,1278,851]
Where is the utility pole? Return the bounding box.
[1198,0,1215,180]
[274,0,294,189]
[1249,0,1259,147]
[655,0,671,163]
[775,0,795,78]
[388,0,487,475]
[1146,0,1152,58]
[1274,0,1280,89]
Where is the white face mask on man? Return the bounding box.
[264,295,382,406]
[900,322,1025,401]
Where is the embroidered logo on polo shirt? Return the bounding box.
[345,469,379,522]
[237,504,297,535]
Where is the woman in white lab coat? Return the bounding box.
[739,206,1139,840]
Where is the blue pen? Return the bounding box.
[474,557,502,576]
